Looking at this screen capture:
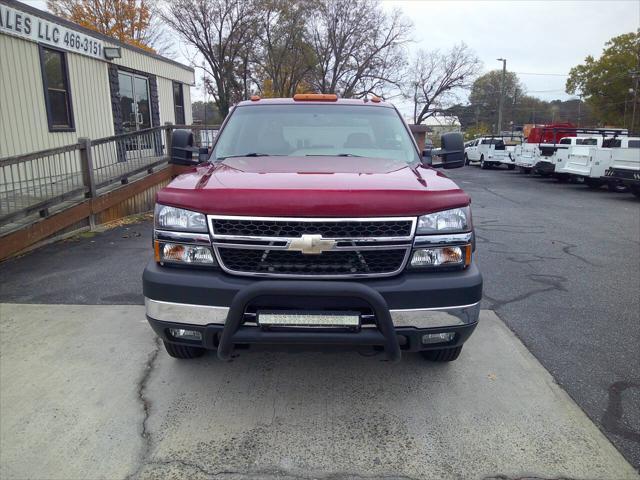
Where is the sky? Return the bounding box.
[382,0,639,101]
[27,0,640,109]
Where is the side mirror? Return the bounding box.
[430,132,465,169]
[421,148,433,166]
[170,129,205,165]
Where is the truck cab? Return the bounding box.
[143,95,482,364]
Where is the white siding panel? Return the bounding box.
[157,77,175,125]
[183,84,193,124]
[109,42,195,85]
[0,35,113,158]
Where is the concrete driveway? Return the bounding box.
[1,165,639,479]
[1,303,637,480]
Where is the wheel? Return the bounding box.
[630,185,640,198]
[421,346,463,362]
[555,174,570,183]
[607,181,629,193]
[585,178,604,189]
[480,156,488,169]
[519,167,531,174]
[464,154,470,166]
[507,164,515,170]
[163,340,206,359]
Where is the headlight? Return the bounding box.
[416,207,470,235]
[155,204,207,232]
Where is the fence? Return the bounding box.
[0,124,219,229]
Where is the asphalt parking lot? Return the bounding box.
[1,165,639,479]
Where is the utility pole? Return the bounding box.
[497,58,507,135]
[577,93,582,127]
[631,72,639,134]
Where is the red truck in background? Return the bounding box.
[143,94,482,363]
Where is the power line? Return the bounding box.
[513,72,569,76]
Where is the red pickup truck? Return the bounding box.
[143,95,482,363]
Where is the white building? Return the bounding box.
[0,0,195,158]
[422,115,462,136]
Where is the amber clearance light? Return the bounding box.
[293,93,338,102]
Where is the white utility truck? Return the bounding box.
[514,123,575,174]
[465,137,512,169]
[603,137,640,197]
[553,136,603,184]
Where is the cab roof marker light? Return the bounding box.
[370,96,382,103]
[250,95,261,101]
[293,93,338,102]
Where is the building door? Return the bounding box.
[118,72,156,158]
[118,72,151,132]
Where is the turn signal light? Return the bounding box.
[293,93,338,102]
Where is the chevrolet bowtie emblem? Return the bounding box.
[288,234,336,255]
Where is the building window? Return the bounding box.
[173,82,185,125]
[39,46,74,132]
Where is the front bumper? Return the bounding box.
[143,261,482,361]
[604,168,640,187]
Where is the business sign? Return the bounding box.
[0,3,105,60]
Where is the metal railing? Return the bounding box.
[0,124,219,227]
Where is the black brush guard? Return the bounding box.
[209,281,401,362]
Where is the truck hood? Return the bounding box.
[157,156,469,217]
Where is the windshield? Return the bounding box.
[211,104,419,164]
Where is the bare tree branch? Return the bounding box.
[405,43,482,124]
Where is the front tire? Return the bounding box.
[163,341,206,359]
[507,164,515,170]
[421,346,463,362]
[480,156,488,169]
[465,154,470,166]
[630,185,640,198]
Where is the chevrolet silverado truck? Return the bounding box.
[143,94,482,363]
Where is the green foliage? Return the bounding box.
[464,123,490,140]
[566,30,640,127]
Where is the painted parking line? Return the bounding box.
[0,304,638,480]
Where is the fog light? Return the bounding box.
[411,246,464,267]
[422,332,455,344]
[169,328,202,341]
[157,241,215,265]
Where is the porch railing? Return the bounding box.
[0,124,219,228]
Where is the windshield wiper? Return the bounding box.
[218,152,273,160]
[305,153,363,157]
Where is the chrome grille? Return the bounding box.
[211,218,413,238]
[209,216,416,278]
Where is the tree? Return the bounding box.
[162,0,258,118]
[191,101,223,124]
[566,30,640,127]
[47,0,168,53]
[407,43,481,124]
[308,0,411,97]
[253,0,316,97]
[468,70,525,131]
